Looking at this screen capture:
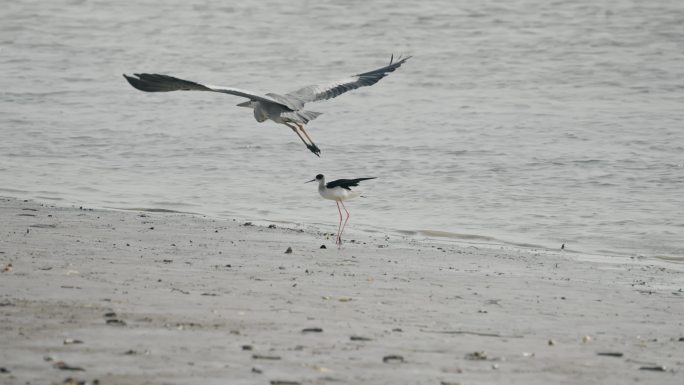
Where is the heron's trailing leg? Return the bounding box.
[296,123,321,156]
[285,122,320,156]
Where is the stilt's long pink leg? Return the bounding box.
[339,201,350,245]
[336,201,343,245]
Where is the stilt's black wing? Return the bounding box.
[326,177,377,190]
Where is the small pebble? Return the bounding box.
[350,336,373,341]
[302,327,323,333]
[465,351,487,360]
[285,247,292,254]
[548,339,556,346]
[639,365,666,371]
[320,244,327,249]
[382,355,404,363]
[52,361,85,371]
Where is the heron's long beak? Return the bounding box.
[305,179,316,183]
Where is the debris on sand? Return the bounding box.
[285,247,293,254]
[53,361,85,371]
[382,355,404,363]
[465,351,488,360]
[63,338,84,345]
[639,365,667,371]
[597,352,623,358]
[302,327,323,333]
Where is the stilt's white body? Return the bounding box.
[317,180,361,201]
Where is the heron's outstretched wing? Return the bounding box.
[282,55,411,108]
[326,177,377,191]
[123,73,289,108]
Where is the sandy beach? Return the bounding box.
[0,196,682,384]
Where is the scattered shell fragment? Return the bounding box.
[252,354,281,360]
[302,327,323,333]
[548,339,556,346]
[382,355,404,363]
[639,365,666,371]
[582,335,592,343]
[350,336,373,341]
[465,351,487,360]
[53,361,85,371]
[63,338,84,345]
[2,264,12,273]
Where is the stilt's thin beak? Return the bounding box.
[305,179,316,183]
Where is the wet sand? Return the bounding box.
[0,197,682,384]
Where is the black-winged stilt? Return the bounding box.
[307,174,376,245]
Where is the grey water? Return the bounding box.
[2,0,683,259]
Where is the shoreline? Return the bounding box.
[1,196,682,384]
[5,193,679,264]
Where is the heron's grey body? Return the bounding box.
[123,55,410,156]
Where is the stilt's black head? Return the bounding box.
[306,174,325,183]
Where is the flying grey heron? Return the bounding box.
[123,55,410,156]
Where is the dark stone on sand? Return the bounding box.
[103,312,117,318]
[270,381,301,385]
[350,336,373,341]
[382,355,404,363]
[639,365,666,371]
[252,354,281,360]
[53,361,85,371]
[242,345,253,351]
[0,367,9,373]
[243,222,253,226]
[302,327,323,333]
[597,352,624,357]
[251,367,262,374]
[465,351,488,360]
[320,245,327,249]
[106,319,126,326]
[268,224,276,229]
[285,247,293,254]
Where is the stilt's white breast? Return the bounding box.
[319,186,360,201]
